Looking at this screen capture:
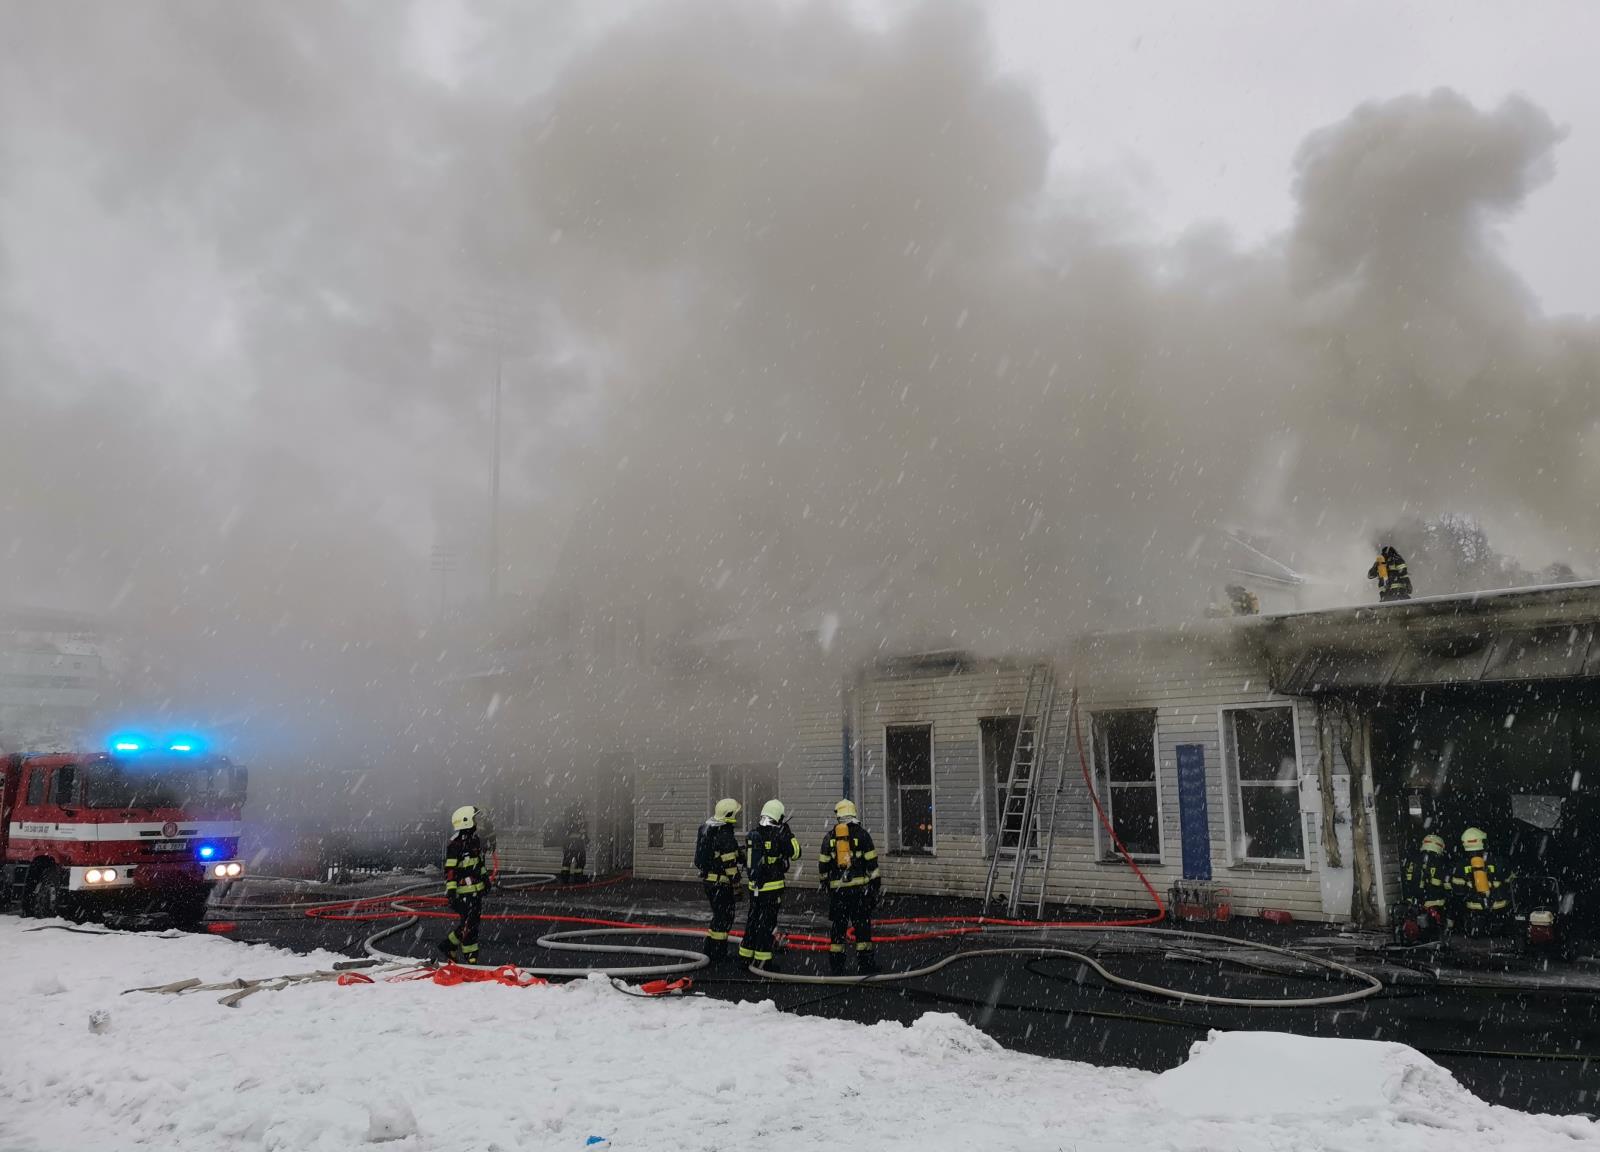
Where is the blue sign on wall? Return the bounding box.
[1176,743,1212,881]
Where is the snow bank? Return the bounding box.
[0,918,1594,1152]
[1151,1031,1471,1121]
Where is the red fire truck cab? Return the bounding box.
[1,743,246,925]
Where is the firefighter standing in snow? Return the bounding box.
[1367,546,1414,602]
[440,805,490,964]
[818,799,882,974]
[741,799,801,970]
[1451,826,1515,935]
[696,797,743,960]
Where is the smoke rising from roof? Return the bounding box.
[2,2,1598,774]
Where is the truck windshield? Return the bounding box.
[82,757,246,810]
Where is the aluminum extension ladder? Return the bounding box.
[982,664,1058,917]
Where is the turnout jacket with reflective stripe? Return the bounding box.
[697,819,742,884]
[746,821,801,893]
[818,819,881,890]
[445,829,487,897]
[1450,852,1515,911]
[1401,852,1449,908]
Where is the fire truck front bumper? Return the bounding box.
[67,861,246,891]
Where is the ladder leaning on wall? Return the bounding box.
[982,663,1059,917]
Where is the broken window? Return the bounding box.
[885,724,934,853]
[1094,710,1162,859]
[1224,705,1305,863]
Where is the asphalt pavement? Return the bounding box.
[206,875,1600,1117]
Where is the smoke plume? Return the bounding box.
[3,1,1598,789]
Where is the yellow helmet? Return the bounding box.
[834,798,858,820]
[1420,834,1445,855]
[1461,827,1487,852]
[760,799,786,823]
[451,805,477,831]
[713,797,742,824]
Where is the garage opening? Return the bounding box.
[1369,682,1600,931]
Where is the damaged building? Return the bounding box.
[607,581,1600,927]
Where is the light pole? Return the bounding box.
[487,347,502,604]
[454,293,535,607]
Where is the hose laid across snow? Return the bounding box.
[364,915,709,978]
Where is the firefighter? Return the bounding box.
[1226,584,1260,616]
[740,799,801,971]
[1367,546,1414,602]
[439,805,490,964]
[1399,833,1449,942]
[818,799,883,975]
[1451,826,1516,936]
[559,800,587,883]
[695,797,743,960]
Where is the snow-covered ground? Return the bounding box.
[1,918,1594,1152]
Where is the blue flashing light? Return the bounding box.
[111,738,142,753]
[169,743,194,753]
[197,844,217,860]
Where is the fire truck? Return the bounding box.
[1,738,246,925]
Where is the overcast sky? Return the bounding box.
[979,0,1600,315]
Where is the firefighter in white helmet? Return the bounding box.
[1450,826,1516,936]
[438,805,491,964]
[694,797,744,960]
[818,798,883,974]
[740,799,801,971]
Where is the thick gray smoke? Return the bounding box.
[3,2,1598,799]
[520,2,1597,652]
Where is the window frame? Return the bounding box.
[1090,709,1165,863]
[977,715,1024,855]
[49,764,80,807]
[25,766,47,807]
[881,722,936,855]
[1218,701,1309,868]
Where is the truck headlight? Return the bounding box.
[224,862,242,877]
[213,864,228,878]
[86,869,103,884]
[102,869,118,882]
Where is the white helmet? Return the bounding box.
[760,799,786,824]
[451,805,477,831]
[713,797,742,823]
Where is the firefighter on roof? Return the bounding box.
[1399,832,1449,941]
[695,797,743,960]
[818,798,883,974]
[1451,826,1516,935]
[1367,546,1414,602]
[440,805,490,964]
[741,799,801,971]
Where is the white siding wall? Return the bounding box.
[628,631,1342,923]
[1051,632,1330,921]
[855,664,1031,896]
[632,687,843,881]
